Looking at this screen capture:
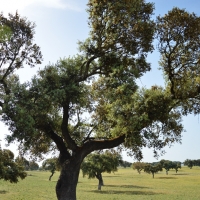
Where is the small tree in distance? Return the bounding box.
[159,160,182,174]
[184,159,195,169]
[172,162,181,173]
[42,157,60,181]
[193,159,200,167]
[81,150,122,190]
[160,160,173,175]
[144,163,163,178]
[132,162,146,174]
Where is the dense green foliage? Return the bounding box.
[15,156,29,171]
[0,147,26,183]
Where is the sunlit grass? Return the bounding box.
[0,166,200,199]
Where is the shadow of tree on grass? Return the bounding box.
[0,190,8,194]
[87,190,157,195]
[84,184,160,196]
[173,173,189,176]
[158,177,177,179]
[27,174,37,177]
[105,184,150,189]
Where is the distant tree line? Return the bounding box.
[184,159,200,169]
[132,159,182,178]
[119,160,132,168]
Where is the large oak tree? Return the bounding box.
[1,1,200,200]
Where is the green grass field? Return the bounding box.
[0,166,200,200]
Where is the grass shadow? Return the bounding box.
[106,185,150,189]
[87,190,157,195]
[27,174,37,177]
[0,190,8,194]
[173,173,189,176]
[158,177,177,179]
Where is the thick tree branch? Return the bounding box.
[81,134,125,157]
[0,101,3,107]
[40,123,68,155]
[61,105,78,151]
[82,124,98,144]
[78,55,97,80]
[2,53,18,81]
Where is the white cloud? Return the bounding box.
[0,0,81,14]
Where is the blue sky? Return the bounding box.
[0,0,200,163]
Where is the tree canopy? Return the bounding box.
[184,159,200,168]
[15,156,30,171]
[160,159,181,174]
[172,161,181,173]
[81,150,121,190]
[0,147,27,183]
[144,163,163,178]
[184,159,195,169]
[0,1,200,199]
[132,162,146,174]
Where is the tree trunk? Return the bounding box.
[49,172,54,181]
[96,173,104,190]
[56,159,81,200]
[152,172,154,178]
[54,131,125,199]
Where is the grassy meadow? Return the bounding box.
[0,166,200,199]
